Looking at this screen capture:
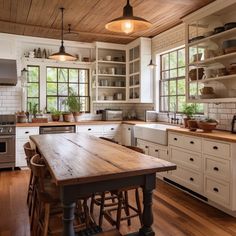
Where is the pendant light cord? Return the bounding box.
[60,7,64,48]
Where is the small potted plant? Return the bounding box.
[50,108,62,122]
[182,103,197,128]
[198,118,218,132]
[62,88,81,122]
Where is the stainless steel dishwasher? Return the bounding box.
[39,125,76,134]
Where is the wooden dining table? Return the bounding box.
[30,133,176,236]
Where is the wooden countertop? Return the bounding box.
[30,133,176,185]
[16,120,148,127]
[168,128,236,143]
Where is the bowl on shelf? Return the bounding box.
[214,26,225,34]
[197,120,218,132]
[222,39,236,54]
[189,36,205,43]
[105,55,112,61]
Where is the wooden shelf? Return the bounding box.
[188,97,236,103]
[98,60,126,65]
[93,100,126,103]
[189,74,236,84]
[129,58,140,64]
[96,74,126,77]
[188,52,236,66]
[98,86,126,89]
[188,27,236,47]
[129,85,140,88]
[129,72,140,76]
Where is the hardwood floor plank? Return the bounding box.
[1,170,236,236]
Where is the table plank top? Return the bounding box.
[30,133,176,185]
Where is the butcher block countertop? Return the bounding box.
[16,120,148,127]
[167,128,236,143]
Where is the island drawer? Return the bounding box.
[205,177,230,207]
[169,133,201,152]
[203,140,230,159]
[171,166,203,193]
[170,147,202,171]
[76,125,103,133]
[204,155,230,180]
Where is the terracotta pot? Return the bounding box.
[187,120,198,131]
[183,117,190,128]
[51,114,60,122]
[73,112,82,122]
[197,121,218,132]
[63,113,74,122]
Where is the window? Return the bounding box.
[27,66,40,110]
[46,67,90,112]
[159,48,203,113]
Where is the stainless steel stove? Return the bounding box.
[0,115,16,169]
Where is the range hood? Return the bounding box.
[0,59,17,86]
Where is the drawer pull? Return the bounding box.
[174,138,178,141]
[213,167,219,171]
[189,177,194,182]
[128,128,131,131]
[213,187,219,193]
[111,128,114,130]
[189,158,194,162]
[155,149,159,152]
[145,146,149,148]
[88,128,92,131]
[190,141,194,144]
[25,131,29,134]
[213,146,218,150]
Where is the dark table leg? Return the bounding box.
[61,187,76,236]
[139,174,155,236]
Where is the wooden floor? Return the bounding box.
[0,169,236,236]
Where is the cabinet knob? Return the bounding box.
[189,177,194,182]
[190,141,194,144]
[111,128,114,130]
[189,158,194,162]
[213,146,218,150]
[128,128,131,131]
[213,187,219,193]
[155,149,159,152]
[88,128,91,131]
[174,138,178,141]
[145,146,149,148]
[213,167,219,171]
[25,131,29,134]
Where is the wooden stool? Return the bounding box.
[91,143,143,230]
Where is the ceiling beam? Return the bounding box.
[0,19,135,40]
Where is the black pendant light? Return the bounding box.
[49,8,76,61]
[105,0,152,34]
[148,59,156,69]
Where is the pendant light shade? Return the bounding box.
[105,0,152,34]
[148,59,156,69]
[49,8,76,61]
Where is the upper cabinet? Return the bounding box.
[183,0,236,103]
[127,38,153,103]
[92,38,153,104]
[92,42,126,103]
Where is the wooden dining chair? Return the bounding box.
[23,142,36,216]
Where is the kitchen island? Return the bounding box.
[30,133,176,236]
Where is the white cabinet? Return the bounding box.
[16,127,39,167]
[121,124,133,146]
[76,124,121,143]
[127,37,152,103]
[92,42,126,103]
[168,130,236,215]
[183,0,236,103]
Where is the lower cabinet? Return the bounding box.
[76,124,121,143]
[136,138,169,177]
[121,124,133,146]
[16,127,39,167]
[168,131,236,215]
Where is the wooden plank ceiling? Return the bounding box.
[0,0,215,44]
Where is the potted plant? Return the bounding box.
[182,103,197,128]
[198,118,218,132]
[50,108,62,122]
[62,88,81,122]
